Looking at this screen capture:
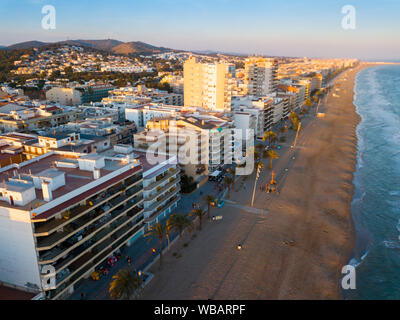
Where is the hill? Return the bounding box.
[7,41,48,50]
[68,39,124,51]
[111,41,171,55]
[4,39,175,55]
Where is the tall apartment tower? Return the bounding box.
[184,57,235,112]
[244,57,278,96]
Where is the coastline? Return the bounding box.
[140,64,379,300]
[345,62,400,299]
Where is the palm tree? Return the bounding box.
[144,222,167,270]
[167,213,193,246]
[203,195,215,219]
[224,176,234,197]
[192,208,207,231]
[165,219,172,251]
[254,160,265,173]
[230,166,236,184]
[109,268,142,300]
[262,131,277,145]
[289,111,300,131]
[264,150,279,169]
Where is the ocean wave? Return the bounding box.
[382,240,400,249]
[349,249,370,268]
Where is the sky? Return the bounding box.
[0,0,399,60]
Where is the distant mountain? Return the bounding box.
[68,39,125,52]
[111,41,172,55]
[7,41,48,50]
[4,39,176,55]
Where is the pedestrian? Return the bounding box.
[127,256,131,265]
[80,292,86,300]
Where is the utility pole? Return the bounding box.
[251,163,261,207]
[292,122,301,150]
[316,99,321,115]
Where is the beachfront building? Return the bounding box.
[231,96,275,139]
[0,150,144,300]
[244,57,278,97]
[133,149,181,227]
[184,56,236,112]
[134,114,236,181]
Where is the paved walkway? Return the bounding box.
[68,177,227,300]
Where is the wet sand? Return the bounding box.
[140,63,376,300]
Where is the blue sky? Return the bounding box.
[0,0,399,60]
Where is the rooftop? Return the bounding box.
[0,151,140,211]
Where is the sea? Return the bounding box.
[344,64,400,299]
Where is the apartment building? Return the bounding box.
[134,114,235,179]
[46,84,114,106]
[0,104,80,133]
[232,96,275,139]
[125,104,185,129]
[23,132,111,160]
[0,132,37,167]
[132,149,180,226]
[184,56,235,112]
[0,150,144,300]
[244,57,278,96]
[104,85,183,107]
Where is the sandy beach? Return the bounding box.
[140,63,376,300]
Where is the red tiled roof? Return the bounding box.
[32,165,142,221]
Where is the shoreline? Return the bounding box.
[140,64,379,300]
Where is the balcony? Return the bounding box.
[50,219,144,300]
[144,195,180,224]
[33,174,142,237]
[144,167,179,191]
[145,178,180,203]
[145,187,180,214]
[38,196,144,264]
[36,187,143,252]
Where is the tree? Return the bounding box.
[144,222,167,270]
[230,166,236,185]
[167,213,193,247]
[289,111,300,131]
[262,131,277,145]
[225,176,234,196]
[109,268,142,300]
[192,208,207,231]
[203,195,215,219]
[255,160,265,173]
[304,98,313,107]
[264,150,279,169]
